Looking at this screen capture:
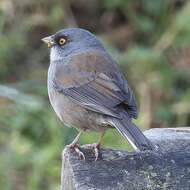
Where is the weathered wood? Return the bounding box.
[61,127,190,190]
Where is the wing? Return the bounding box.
[52,50,138,119]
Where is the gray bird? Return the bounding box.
[42,28,154,160]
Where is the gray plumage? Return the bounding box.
[44,28,154,151]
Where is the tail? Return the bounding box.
[110,115,155,151]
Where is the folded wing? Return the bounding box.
[53,50,138,119]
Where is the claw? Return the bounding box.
[94,146,99,161]
[74,146,85,160]
[65,131,104,161]
[82,143,100,161]
[66,144,85,160]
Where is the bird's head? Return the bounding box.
[42,28,104,61]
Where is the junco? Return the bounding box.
[42,28,154,160]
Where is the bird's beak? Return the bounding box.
[41,36,55,47]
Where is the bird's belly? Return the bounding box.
[48,86,111,132]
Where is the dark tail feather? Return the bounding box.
[111,116,154,151]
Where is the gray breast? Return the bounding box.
[47,62,111,132]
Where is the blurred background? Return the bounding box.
[1,0,190,189]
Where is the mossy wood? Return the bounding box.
[60,128,190,190]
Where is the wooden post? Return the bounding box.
[60,127,190,190]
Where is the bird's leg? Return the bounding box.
[66,128,86,160]
[96,131,105,148]
[82,131,105,161]
[94,131,105,161]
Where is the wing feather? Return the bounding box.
[53,50,138,119]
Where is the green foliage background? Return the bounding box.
[0,0,190,189]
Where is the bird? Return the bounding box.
[42,28,154,160]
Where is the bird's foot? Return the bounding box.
[65,144,85,160]
[82,143,100,161]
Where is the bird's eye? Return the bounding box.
[59,38,66,45]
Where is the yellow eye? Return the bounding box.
[59,38,66,45]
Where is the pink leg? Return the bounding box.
[82,131,105,161]
[66,128,86,159]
